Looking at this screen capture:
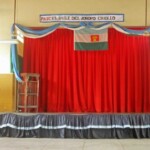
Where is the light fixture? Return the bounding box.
[0,39,18,44]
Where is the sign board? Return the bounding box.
[40,14,124,23]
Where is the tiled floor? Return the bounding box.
[0,138,150,150]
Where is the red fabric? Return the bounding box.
[23,28,150,113]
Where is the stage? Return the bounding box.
[0,113,150,138]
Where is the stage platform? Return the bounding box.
[0,113,150,138]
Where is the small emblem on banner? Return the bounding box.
[91,35,99,42]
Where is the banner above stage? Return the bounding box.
[40,14,124,23]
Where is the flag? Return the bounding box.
[74,28,108,50]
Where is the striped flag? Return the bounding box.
[74,28,108,50]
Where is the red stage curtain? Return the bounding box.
[23,28,150,113]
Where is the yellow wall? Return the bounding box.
[147,0,150,25]
[0,74,16,112]
[0,0,15,112]
[0,0,150,112]
[0,0,14,73]
[16,0,148,27]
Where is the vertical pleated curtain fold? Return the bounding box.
[23,28,150,113]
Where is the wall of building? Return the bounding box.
[0,0,15,111]
[0,0,14,73]
[0,74,16,112]
[16,0,148,27]
[0,0,149,112]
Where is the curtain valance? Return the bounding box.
[11,22,150,82]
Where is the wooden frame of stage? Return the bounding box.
[0,113,150,138]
